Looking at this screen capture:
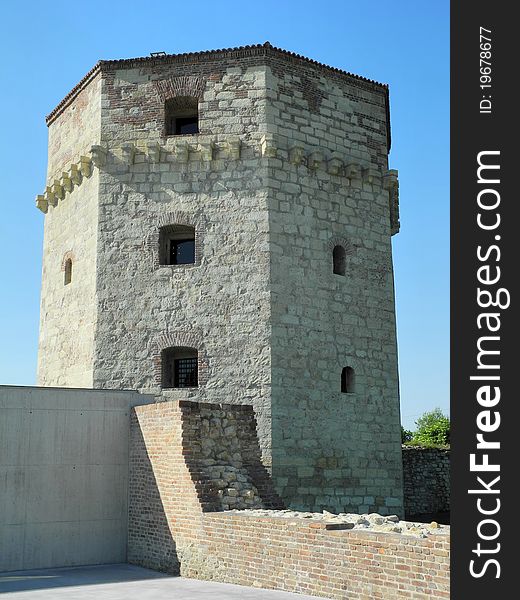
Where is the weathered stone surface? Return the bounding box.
[235,508,449,538]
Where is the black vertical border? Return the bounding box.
[451,1,518,597]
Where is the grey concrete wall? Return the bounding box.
[0,385,152,572]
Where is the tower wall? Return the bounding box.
[264,61,403,513]
[93,59,274,459]
[37,77,101,387]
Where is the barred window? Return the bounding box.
[175,356,198,388]
[162,347,198,388]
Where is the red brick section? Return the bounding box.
[128,401,200,571]
[199,514,450,599]
[46,42,388,126]
[128,401,450,599]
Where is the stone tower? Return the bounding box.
[36,43,403,515]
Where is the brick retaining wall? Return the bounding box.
[198,513,449,599]
[128,401,450,599]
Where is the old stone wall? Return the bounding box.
[181,402,284,511]
[37,170,99,387]
[128,400,283,572]
[128,400,450,600]
[402,446,450,517]
[265,60,401,513]
[47,72,101,176]
[94,58,274,459]
[37,74,102,388]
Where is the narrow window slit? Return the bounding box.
[341,367,355,393]
[64,259,73,285]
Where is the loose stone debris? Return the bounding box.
[228,508,449,538]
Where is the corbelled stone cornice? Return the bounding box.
[36,134,399,235]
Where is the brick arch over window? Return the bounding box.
[327,236,354,256]
[154,76,206,137]
[145,211,205,269]
[61,251,76,271]
[153,76,206,102]
[152,331,209,387]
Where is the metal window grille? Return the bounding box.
[174,357,198,388]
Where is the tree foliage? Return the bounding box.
[401,426,413,444]
[411,408,450,447]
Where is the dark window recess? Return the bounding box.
[64,259,73,285]
[174,356,198,387]
[169,239,195,265]
[159,225,196,266]
[161,347,198,388]
[171,116,199,135]
[165,96,199,136]
[333,245,347,276]
[341,367,355,393]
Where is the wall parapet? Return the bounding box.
[197,512,449,599]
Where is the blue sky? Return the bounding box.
[0,0,449,430]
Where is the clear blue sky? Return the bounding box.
[0,0,449,430]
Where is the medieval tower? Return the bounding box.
[36,43,403,515]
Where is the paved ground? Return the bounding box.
[0,564,324,599]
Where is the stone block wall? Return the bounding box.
[37,74,102,388]
[38,75,101,388]
[265,57,401,513]
[37,168,99,388]
[181,402,284,511]
[128,400,450,599]
[402,447,450,517]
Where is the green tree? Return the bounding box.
[401,426,413,444]
[412,408,450,446]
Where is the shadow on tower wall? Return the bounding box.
[127,406,180,573]
[127,400,284,573]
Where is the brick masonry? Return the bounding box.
[128,400,450,599]
[37,44,402,515]
[402,447,450,517]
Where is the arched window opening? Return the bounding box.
[165,96,199,136]
[159,225,195,265]
[333,245,346,276]
[64,258,73,285]
[341,367,355,393]
[162,347,198,388]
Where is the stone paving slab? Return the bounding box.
[0,563,325,599]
